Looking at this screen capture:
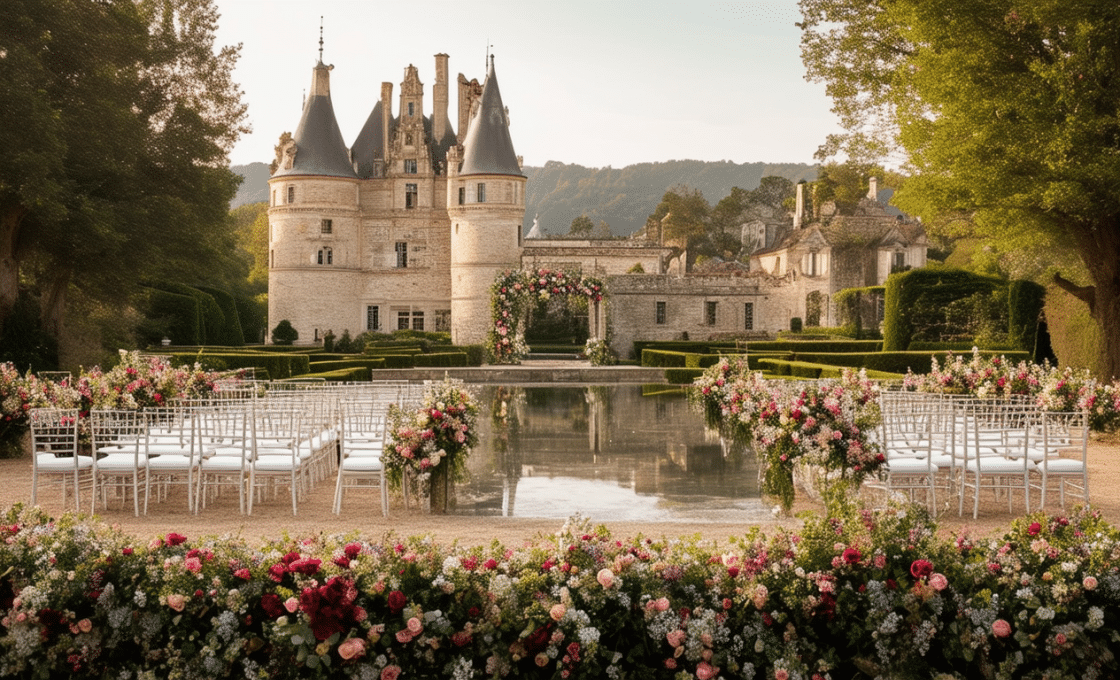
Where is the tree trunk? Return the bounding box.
[0,205,25,338]
[39,269,71,339]
[1063,215,1120,380]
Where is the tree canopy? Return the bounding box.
[0,0,248,365]
[800,0,1120,377]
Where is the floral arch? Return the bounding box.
[488,268,606,364]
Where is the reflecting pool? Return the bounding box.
[453,385,772,522]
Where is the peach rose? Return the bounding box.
[929,573,948,591]
[78,618,92,633]
[654,597,670,612]
[407,616,423,634]
[550,604,566,621]
[597,568,615,588]
[380,665,401,680]
[1084,575,1099,590]
[337,637,366,660]
[696,661,719,680]
[166,594,186,612]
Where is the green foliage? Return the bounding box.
[568,214,594,237]
[800,0,1120,378]
[883,268,1005,350]
[169,351,309,380]
[1008,280,1046,358]
[0,290,59,371]
[140,287,202,346]
[412,352,469,368]
[665,367,705,384]
[271,320,298,346]
[195,286,245,346]
[789,317,803,333]
[0,0,248,352]
[625,262,645,274]
[1045,283,1104,373]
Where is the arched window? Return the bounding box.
[317,247,332,266]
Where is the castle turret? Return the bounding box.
[268,50,360,344]
[447,55,526,346]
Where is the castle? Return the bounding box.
[267,51,926,358]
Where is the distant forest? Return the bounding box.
[231,159,818,237]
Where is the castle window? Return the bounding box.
[395,241,408,268]
[271,190,276,206]
[270,250,274,268]
[366,305,380,331]
[405,133,413,145]
[705,301,718,326]
[404,159,417,174]
[434,310,450,332]
[655,301,666,325]
[320,219,332,234]
[892,251,906,270]
[744,302,754,330]
[412,311,424,331]
[287,186,295,204]
[476,183,486,203]
[408,102,414,116]
[806,251,820,276]
[317,247,332,266]
[458,187,465,205]
[397,312,410,330]
[405,183,418,209]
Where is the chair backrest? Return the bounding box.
[90,409,147,460]
[29,408,80,458]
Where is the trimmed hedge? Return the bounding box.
[284,366,377,382]
[783,350,1031,375]
[169,352,310,380]
[305,359,387,374]
[141,287,202,346]
[412,352,469,368]
[195,286,246,346]
[1009,279,1047,359]
[665,367,706,384]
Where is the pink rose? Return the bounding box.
[166,594,186,612]
[284,597,299,613]
[550,604,566,621]
[752,585,768,610]
[929,573,948,591]
[1084,575,1098,590]
[535,653,550,667]
[407,617,423,634]
[654,597,670,612]
[775,670,790,680]
[338,637,366,660]
[696,661,719,680]
[666,629,685,648]
[597,568,615,588]
[395,629,414,643]
[992,619,1012,638]
[184,556,202,573]
[381,665,401,680]
[77,618,92,633]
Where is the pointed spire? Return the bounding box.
[318,17,324,63]
[272,35,356,179]
[458,55,523,177]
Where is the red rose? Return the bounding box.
[910,559,933,579]
[288,558,321,575]
[387,590,407,614]
[165,532,188,547]
[1028,522,1042,536]
[260,593,285,619]
[842,548,862,565]
[344,543,362,559]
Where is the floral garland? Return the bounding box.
[691,358,884,511]
[488,269,605,364]
[2,503,1119,679]
[383,378,479,492]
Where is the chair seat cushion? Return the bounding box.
[96,454,148,470]
[341,458,383,472]
[1041,459,1086,474]
[36,454,94,470]
[965,458,1037,473]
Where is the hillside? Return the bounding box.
[231,159,818,236]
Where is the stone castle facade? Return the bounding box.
[268,52,926,359]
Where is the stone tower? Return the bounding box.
[447,56,526,346]
[267,55,360,343]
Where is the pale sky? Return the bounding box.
[214,0,841,169]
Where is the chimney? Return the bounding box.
[434,54,449,142]
[310,62,332,98]
[794,181,805,229]
[867,176,878,201]
[457,74,470,144]
[380,81,392,164]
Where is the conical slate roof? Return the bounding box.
[350,101,393,179]
[458,57,523,177]
[273,61,357,179]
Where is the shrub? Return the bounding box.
[790,316,803,333]
[271,319,298,345]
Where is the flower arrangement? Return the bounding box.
[488,269,605,364]
[583,338,615,366]
[0,351,232,456]
[691,359,884,512]
[384,379,479,497]
[2,503,1119,679]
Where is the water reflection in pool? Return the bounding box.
[454,385,772,522]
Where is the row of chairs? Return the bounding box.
[28,381,427,517]
[878,392,1090,518]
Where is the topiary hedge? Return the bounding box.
[412,352,469,368]
[169,352,310,380]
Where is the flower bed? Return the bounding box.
[1,503,1118,679]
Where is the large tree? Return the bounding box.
[0,0,247,351]
[800,0,1120,377]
